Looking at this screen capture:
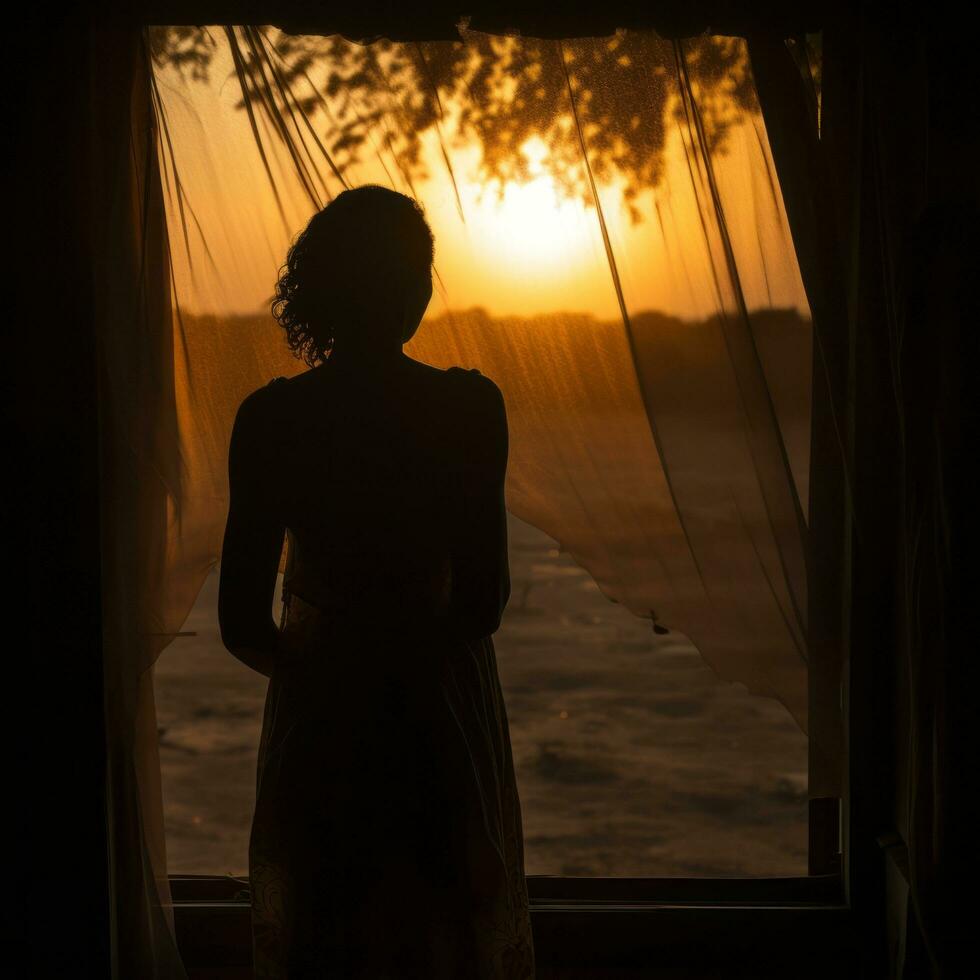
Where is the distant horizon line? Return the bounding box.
[174,304,813,325]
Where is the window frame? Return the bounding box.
[146,5,857,971]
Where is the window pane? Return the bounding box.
[157,514,806,876]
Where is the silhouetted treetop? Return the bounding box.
[150,26,763,222]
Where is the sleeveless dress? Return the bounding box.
[246,371,535,979]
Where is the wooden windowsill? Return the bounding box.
[171,874,856,977]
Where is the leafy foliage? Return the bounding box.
[149,25,219,83]
[149,26,760,222]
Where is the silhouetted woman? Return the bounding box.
[218,186,534,979]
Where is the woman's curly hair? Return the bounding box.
[272,186,435,366]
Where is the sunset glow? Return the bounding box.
[458,138,594,277]
[156,30,808,323]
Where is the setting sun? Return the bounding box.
[459,138,594,276]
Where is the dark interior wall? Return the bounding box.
[820,11,978,977]
[174,898,857,979]
[892,34,977,973]
[13,14,110,979]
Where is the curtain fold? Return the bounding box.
[747,32,845,805]
[755,16,976,978]
[95,26,187,980]
[148,25,812,730]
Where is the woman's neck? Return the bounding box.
[327,343,407,370]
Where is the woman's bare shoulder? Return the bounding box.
[445,365,503,399]
[443,367,506,442]
[401,357,502,403]
[234,376,290,427]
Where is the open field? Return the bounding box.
[156,515,807,877]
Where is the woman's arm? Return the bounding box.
[447,373,510,640]
[218,390,285,678]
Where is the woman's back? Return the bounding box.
[225,353,509,638]
[217,186,533,978]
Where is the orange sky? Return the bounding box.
[155,33,808,324]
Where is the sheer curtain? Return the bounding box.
[99,20,814,977]
[95,28,187,980]
[148,24,812,727]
